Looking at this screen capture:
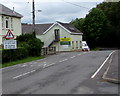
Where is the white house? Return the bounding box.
[0,4,23,45]
[22,21,83,51]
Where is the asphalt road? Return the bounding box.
[2,51,118,94]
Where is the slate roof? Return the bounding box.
[22,23,53,35]
[0,3,23,18]
[22,22,83,35]
[57,21,82,34]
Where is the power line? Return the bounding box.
[61,0,90,10]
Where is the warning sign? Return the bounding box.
[4,30,14,39]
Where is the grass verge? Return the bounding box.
[1,56,44,68]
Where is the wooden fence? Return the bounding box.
[41,47,56,56]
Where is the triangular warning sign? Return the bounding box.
[5,30,14,39]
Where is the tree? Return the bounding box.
[83,8,109,48]
[70,18,85,31]
[97,2,120,48]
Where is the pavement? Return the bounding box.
[102,50,120,84]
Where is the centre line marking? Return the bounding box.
[30,65,34,67]
[44,63,56,68]
[77,54,82,56]
[13,70,36,79]
[43,64,46,68]
[21,65,27,67]
[70,56,76,58]
[91,51,115,79]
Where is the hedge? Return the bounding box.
[2,48,28,64]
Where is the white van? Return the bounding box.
[82,41,90,51]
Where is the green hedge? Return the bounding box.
[2,48,28,64]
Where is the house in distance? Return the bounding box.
[22,21,83,51]
[0,4,23,46]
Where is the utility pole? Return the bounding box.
[32,0,35,32]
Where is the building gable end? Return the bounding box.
[43,22,72,35]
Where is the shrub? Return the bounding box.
[2,48,28,64]
[16,33,43,56]
[28,38,43,56]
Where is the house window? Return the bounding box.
[72,41,74,49]
[80,41,82,48]
[5,17,9,28]
[76,41,78,49]
[54,29,60,41]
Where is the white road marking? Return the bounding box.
[30,65,34,67]
[59,59,68,63]
[77,54,82,56]
[91,51,115,78]
[21,65,27,67]
[70,56,76,58]
[43,64,46,68]
[48,63,56,66]
[13,70,36,79]
[43,63,56,68]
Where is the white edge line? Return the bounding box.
[91,51,115,79]
[13,70,36,79]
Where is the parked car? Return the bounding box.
[82,41,90,51]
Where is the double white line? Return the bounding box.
[91,51,115,78]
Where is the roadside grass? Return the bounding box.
[1,56,44,68]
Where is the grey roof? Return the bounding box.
[22,23,53,35]
[22,22,83,35]
[0,4,23,18]
[57,21,82,34]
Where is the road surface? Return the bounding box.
[2,51,118,94]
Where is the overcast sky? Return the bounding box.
[1,0,104,24]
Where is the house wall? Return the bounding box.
[37,23,82,52]
[0,15,22,45]
[0,15,2,45]
[71,35,82,51]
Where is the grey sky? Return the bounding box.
[1,0,104,24]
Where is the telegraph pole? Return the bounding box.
[32,0,35,32]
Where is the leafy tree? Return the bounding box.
[70,18,85,31]
[83,8,109,48]
[71,2,120,48]
[97,2,120,48]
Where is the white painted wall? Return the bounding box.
[0,15,2,44]
[0,15,22,45]
[36,23,82,52]
[71,35,82,50]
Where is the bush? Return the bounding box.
[28,38,43,56]
[2,48,28,64]
[16,33,43,56]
